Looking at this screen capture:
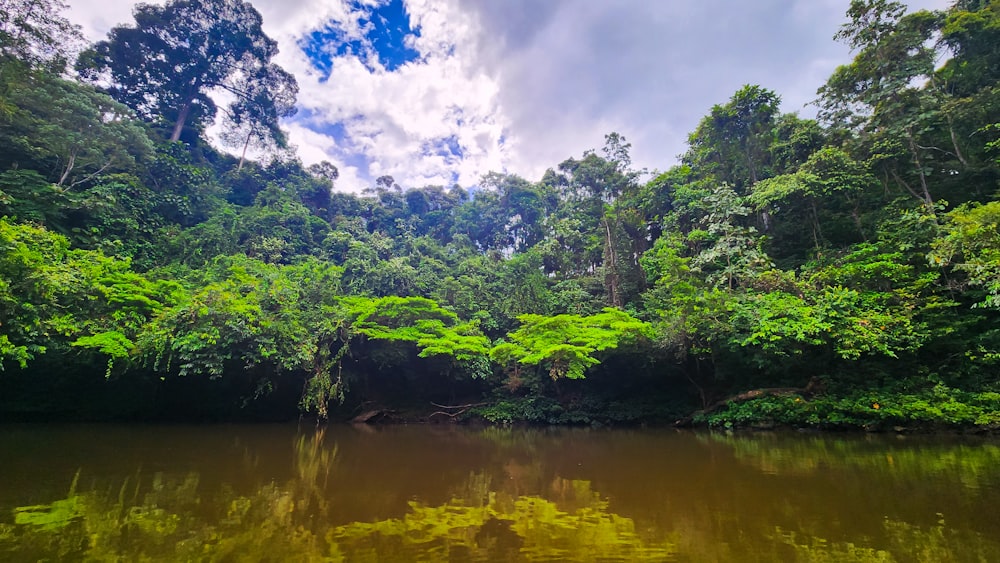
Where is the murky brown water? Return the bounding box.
[1,424,998,561]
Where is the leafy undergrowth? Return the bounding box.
[695,384,1000,431]
[468,395,687,426]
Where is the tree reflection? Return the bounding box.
[2,430,1000,561]
[773,516,1000,563]
[0,431,339,562]
[329,478,676,562]
[706,431,1000,488]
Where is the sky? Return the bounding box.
[66,0,952,193]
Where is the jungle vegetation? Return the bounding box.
[0,0,998,429]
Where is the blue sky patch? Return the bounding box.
[423,135,463,161]
[314,121,371,173]
[309,119,349,145]
[290,108,349,146]
[286,109,373,177]
[299,29,334,80]
[360,0,421,71]
[300,0,421,78]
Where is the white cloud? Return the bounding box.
[272,0,512,192]
[65,0,147,41]
[66,0,952,192]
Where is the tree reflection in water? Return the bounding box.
[2,428,1000,561]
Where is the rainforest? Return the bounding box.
[0,0,998,430]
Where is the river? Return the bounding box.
[1,424,998,561]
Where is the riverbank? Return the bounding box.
[3,359,999,433]
[682,387,1000,433]
[326,385,1000,435]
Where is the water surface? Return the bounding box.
[1,424,998,561]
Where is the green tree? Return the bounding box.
[939,0,1000,97]
[0,220,172,371]
[0,73,152,187]
[77,0,297,143]
[690,184,770,290]
[818,0,944,211]
[685,85,781,191]
[137,255,332,380]
[750,147,875,252]
[930,201,1000,308]
[491,309,652,381]
[219,63,298,170]
[348,296,490,362]
[0,0,81,71]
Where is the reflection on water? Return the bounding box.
[1,424,998,561]
[707,431,1000,488]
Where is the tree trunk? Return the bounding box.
[674,376,826,427]
[947,115,968,167]
[745,147,758,185]
[810,200,823,249]
[845,194,866,240]
[603,218,620,307]
[57,148,77,186]
[238,130,252,171]
[170,101,193,142]
[906,128,934,214]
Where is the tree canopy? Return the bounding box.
[76,0,297,143]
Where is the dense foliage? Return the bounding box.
[0,0,997,428]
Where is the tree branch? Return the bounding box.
[69,161,113,188]
[430,401,487,410]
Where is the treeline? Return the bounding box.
[0,0,998,428]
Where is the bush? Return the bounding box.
[697,385,1000,430]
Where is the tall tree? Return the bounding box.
[685,85,781,191]
[939,0,1000,97]
[0,0,81,71]
[76,0,297,143]
[219,62,298,169]
[818,0,943,211]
